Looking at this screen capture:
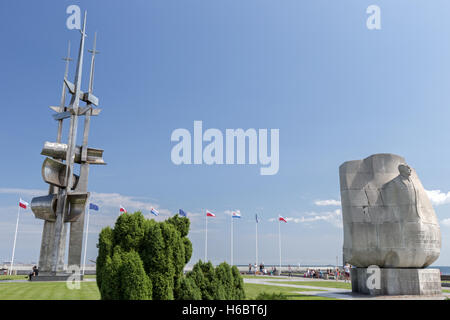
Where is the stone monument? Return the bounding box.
[30,11,105,279]
[339,153,441,295]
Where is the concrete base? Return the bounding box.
[30,273,84,282]
[351,268,441,296]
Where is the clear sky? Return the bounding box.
[1,0,450,267]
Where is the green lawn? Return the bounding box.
[243,275,287,280]
[268,280,352,290]
[0,281,100,300]
[244,283,336,300]
[0,275,28,281]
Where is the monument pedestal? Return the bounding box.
[351,268,442,296]
[30,273,84,282]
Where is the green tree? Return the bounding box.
[99,246,123,300]
[119,251,152,300]
[231,265,246,299]
[97,211,208,300]
[182,237,193,264]
[96,226,113,291]
[166,214,190,237]
[113,211,146,251]
[216,262,234,299]
[176,277,202,300]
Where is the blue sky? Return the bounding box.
[1,0,450,267]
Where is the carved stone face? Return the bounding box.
[398,164,411,178]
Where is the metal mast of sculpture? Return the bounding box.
[31,11,105,277]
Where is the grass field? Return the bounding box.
[0,279,333,300]
[0,277,445,300]
[0,275,28,281]
[268,280,352,290]
[242,275,287,280]
[243,283,336,300]
[0,281,100,300]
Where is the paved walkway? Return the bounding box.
[244,276,450,300]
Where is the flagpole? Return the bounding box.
[205,209,207,262]
[255,215,258,268]
[82,206,91,276]
[231,213,233,266]
[10,203,21,275]
[278,217,281,272]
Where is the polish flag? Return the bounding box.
[206,210,215,217]
[19,199,29,209]
[120,206,127,213]
[278,216,287,223]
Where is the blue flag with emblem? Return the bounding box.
[89,203,99,211]
[179,209,187,217]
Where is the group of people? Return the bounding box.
[303,263,352,281]
[304,268,327,279]
[248,263,279,276]
[247,262,352,281]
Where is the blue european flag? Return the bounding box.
[89,203,99,211]
[179,209,187,217]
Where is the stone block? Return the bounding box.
[351,268,442,296]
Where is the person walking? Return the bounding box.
[344,263,350,282]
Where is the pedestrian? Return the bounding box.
[28,265,38,281]
[344,263,350,282]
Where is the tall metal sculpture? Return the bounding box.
[31,12,105,276]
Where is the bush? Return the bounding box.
[119,251,152,300]
[96,211,244,301]
[96,211,192,300]
[255,292,287,300]
[175,277,202,300]
[185,260,246,300]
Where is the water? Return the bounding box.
[430,266,450,275]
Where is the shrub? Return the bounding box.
[255,292,287,300]
[185,260,246,300]
[175,277,202,300]
[97,211,192,300]
[119,251,152,300]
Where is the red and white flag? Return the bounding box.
[278,215,287,223]
[19,199,29,209]
[120,206,127,213]
[206,210,216,217]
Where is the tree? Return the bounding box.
[183,237,193,264]
[99,246,123,300]
[216,262,233,299]
[113,211,146,251]
[231,265,246,299]
[176,277,202,300]
[119,251,152,300]
[96,226,113,291]
[185,260,245,300]
[97,211,192,300]
[96,212,244,301]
